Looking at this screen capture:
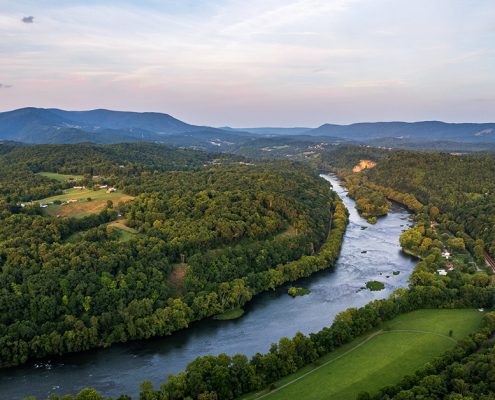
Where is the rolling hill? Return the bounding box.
[0,108,249,145]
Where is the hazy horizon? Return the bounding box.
[1,0,495,126]
[4,106,495,129]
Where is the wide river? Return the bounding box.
[0,174,416,400]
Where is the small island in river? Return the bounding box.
[366,280,385,291]
[288,287,311,297]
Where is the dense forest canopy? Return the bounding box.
[362,151,495,256]
[321,146,495,257]
[0,142,341,368]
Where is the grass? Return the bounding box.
[37,172,85,182]
[214,308,245,321]
[240,309,484,400]
[65,220,140,243]
[111,226,137,242]
[40,188,134,218]
[108,220,138,233]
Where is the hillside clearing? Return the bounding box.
[40,187,134,218]
[37,172,84,182]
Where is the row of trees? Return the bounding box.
[42,264,495,400]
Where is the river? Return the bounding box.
[0,174,416,400]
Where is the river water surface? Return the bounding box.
[0,174,416,400]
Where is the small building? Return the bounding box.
[73,186,86,190]
[446,263,454,271]
[106,187,117,193]
[39,203,48,208]
[437,269,448,276]
[442,250,451,260]
[99,184,108,189]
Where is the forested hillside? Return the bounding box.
[362,151,495,257]
[0,143,341,368]
[321,146,495,257]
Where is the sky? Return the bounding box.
[1,0,495,127]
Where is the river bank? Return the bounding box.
[0,174,416,400]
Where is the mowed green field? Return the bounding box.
[37,172,84,182]
[242,309,484,400]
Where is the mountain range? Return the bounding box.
[0,108,494,149]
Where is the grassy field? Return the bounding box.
[241,309,484,400]
[41,188,134,218]
[108,220,139,241]
[37,172,84,182]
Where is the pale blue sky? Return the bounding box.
[1,0,494,126]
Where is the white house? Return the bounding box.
[442,250,451,259]
[437,269,448,276]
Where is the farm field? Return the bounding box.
[40,187,134,218]
[37,171,85,182]
[241,309,484,400]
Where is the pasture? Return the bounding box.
[40,187,134,218]
[37,172,85,182]
[242,309,484,400]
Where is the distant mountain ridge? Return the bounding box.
[0,107,229,144]
[310,121,495,142]
[0,107,494,146]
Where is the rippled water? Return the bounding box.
[0,174,416,400]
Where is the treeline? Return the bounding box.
[152,270,495,400]
[41,263,495,400]
[0,143,344,368]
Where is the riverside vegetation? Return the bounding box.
[5,143,495,399]
[0,142,348,369]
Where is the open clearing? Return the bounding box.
[241,309,484,400]
[41,188,134,218]
[108,220,139,241]
[168,263,189,296]
[37,172,84,182]
[108,219,138,233]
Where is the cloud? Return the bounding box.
[21,16,34,23]
[0,84,12,89]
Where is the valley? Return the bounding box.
[3,3,495,398]
[0,174,416,400]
